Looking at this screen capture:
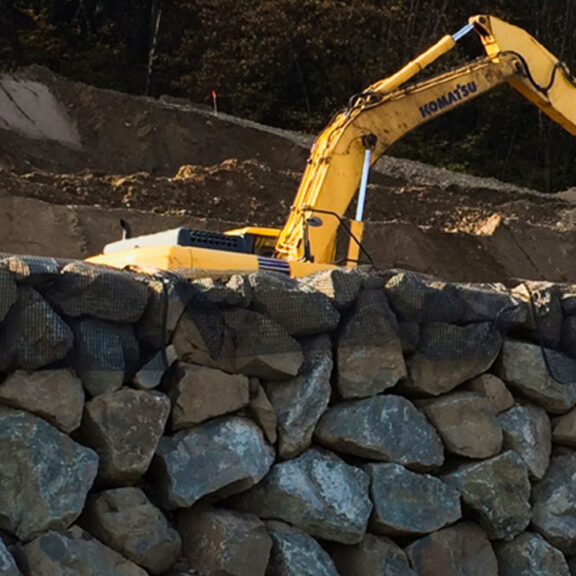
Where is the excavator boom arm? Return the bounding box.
[274,15,576,265]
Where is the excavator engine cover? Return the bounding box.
[103,227,254,255]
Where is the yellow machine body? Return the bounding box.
[88,15,576,278]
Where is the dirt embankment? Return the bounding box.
[0,65,575,282]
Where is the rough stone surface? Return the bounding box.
[178,507,271,576]
[496,340,576,413]
[366,463,461,536]
[496,532,570,576]
[167,362,250,429]
[562,290,576,315]
[513,282,564,348]
[154,416,274,509]
[384,272,464,323]
[442,451,531,540]
[419,392,502,458]
[81,487,181,575]
[563,316,576,359]
[44,262,150,322]
[498,404,551,480]
[248,272,340,335]
[248,379,277,444]
[405,322,502,396]
[265,335,332,459]
[169,284,225,366]
[192,274,253,307]
[0,369,85,432]
[0,541,21,576]
[232,448,372,544]
[133,345,177,390]
[553,408,576,446]
[0,286,73,371]
[20,526,148,575]
[315,395,444,471]
[405,522,499,576]
[336,289,406,399]
[464,373,515,413]
[224,308,304,380]
[398,321,420,353]
[0,269,17,321]
[72,318,140,396]
[137,275,191,349]
[299,268,363,310]
[0,254,60,285]
[532,452,576,555]
[453,283,527,325]
[265,521,339,576]
[82,389,170,484]
[331,533,416,576]
[0,407,98,541]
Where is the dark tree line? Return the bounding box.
[1,0,575,191]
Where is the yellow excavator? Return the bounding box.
[87,14,576,278]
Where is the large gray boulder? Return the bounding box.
[442,451,531,540]
[496,532,570,576]
[0,539,21,576]
[552,408,576,446]
[563,316,576,359]
[71,319,140,396]
[178,507,271,576]
[366,463,461,536]
[154,416,274,509]
[532,452,576,555]
[167,362,250,429]
[384,272,464,323]
[170,284,226,367]
[19,526,147,575]
[137,275,192,349]
[419,392,502,459]
[82,389,170,485]
[232,448,372,544]
[463,373,515,413]
[0,369,85,433]
[512,282,564,348]
[299,268,363,310]
[265,521,339,576]
[0,269,17,321]
[264,335,332,459]
[336,290,406,399]
[248,379,277,444]
[453,283,527,326]
[81,488,181,575]
[43,262,150,322]
[0,254,60,285]
[0,407,98,541]
[223,308,304,380]
[132,345,177,390]
[405,322,502,396]
[498,404,552,480]
[331,534,416,576]
[405,522,498,576]
[0,287,73,371]
[248,272,340,335]
[496,340,576,413]
[192,274,253,307]
[315,395,444,471]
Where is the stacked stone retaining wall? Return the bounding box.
[0,255,575,575]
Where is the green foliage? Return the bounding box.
[2,0,576,191]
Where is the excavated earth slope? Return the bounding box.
[0,65,575,282]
